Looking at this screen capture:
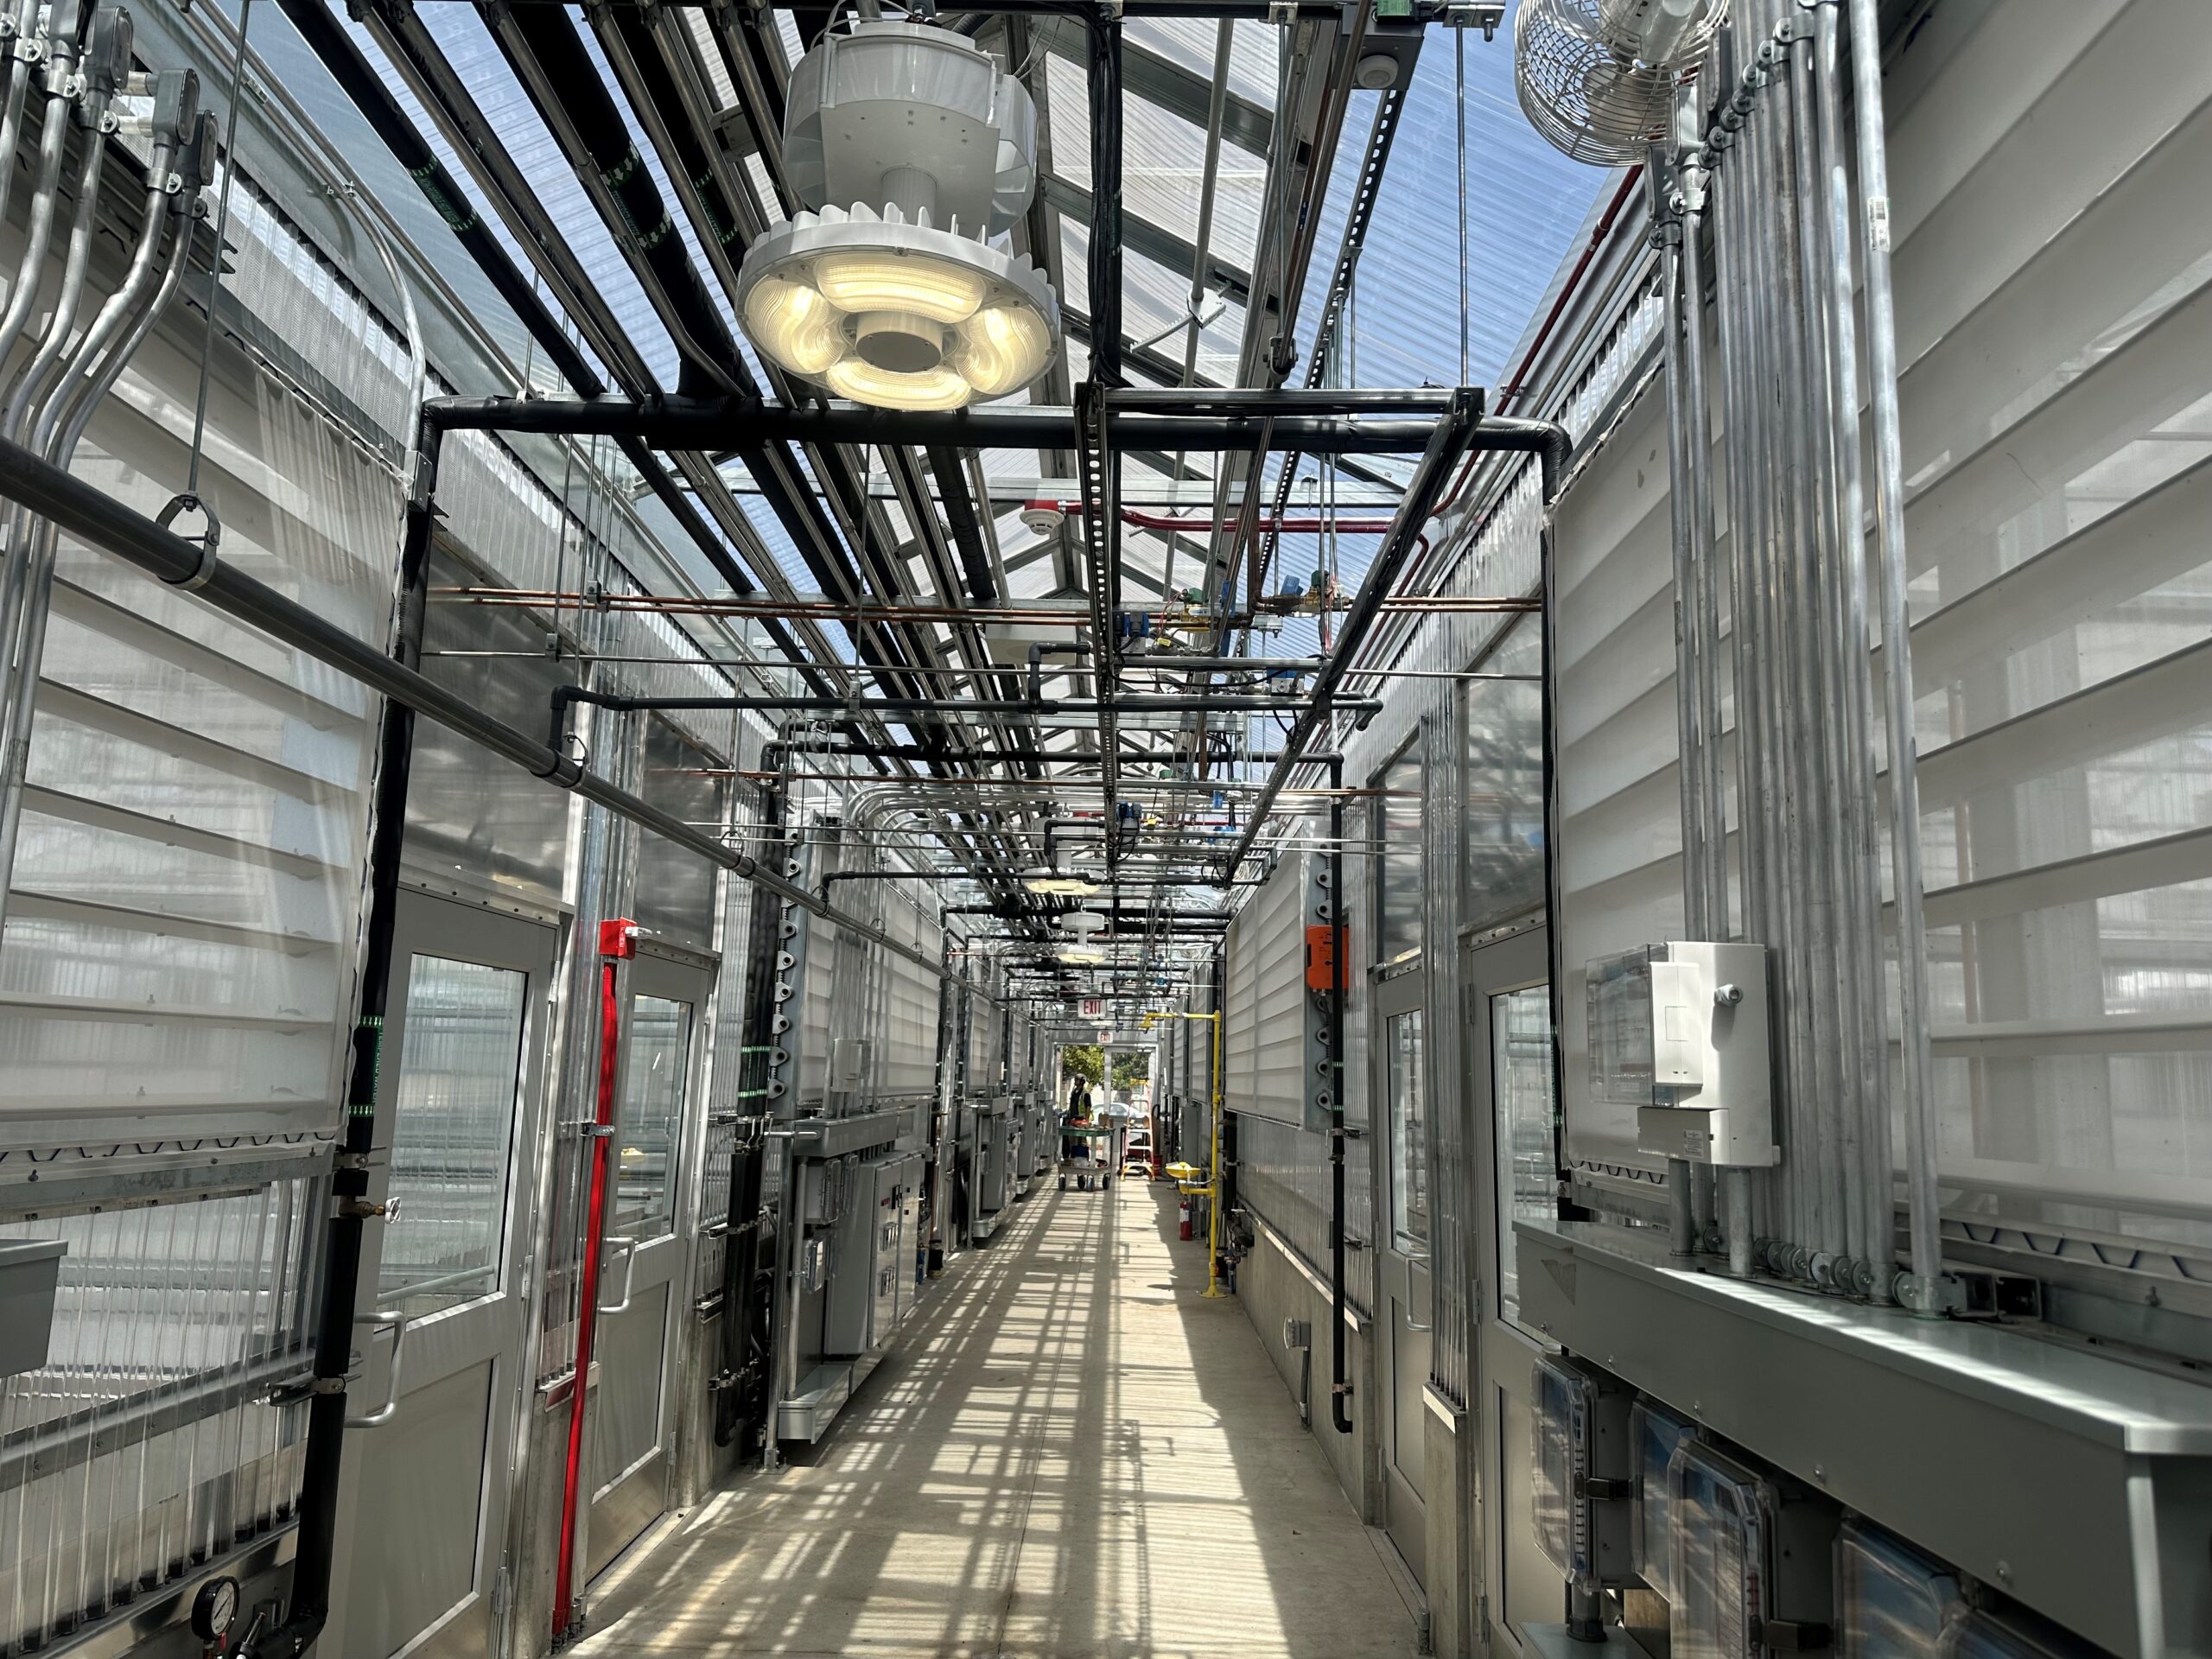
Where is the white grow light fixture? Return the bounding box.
[737,21,1060,410]
[1024,865,1099,896]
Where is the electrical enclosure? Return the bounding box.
[1586,941,1777,1167]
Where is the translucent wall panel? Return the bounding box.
[1375,744,1424,965]
[1541,0,2212,1261]
[1,292,399,1154]
[0,1178,323,1651]
[1462,616,1546,931]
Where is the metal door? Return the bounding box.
[1464,918,1560,1656]
[333,892,559,1659]
[1372,961,1431,1585]
[583,947,711,1579]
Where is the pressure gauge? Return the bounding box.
[190,1576,240,1645]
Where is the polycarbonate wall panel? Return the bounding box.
[0,1176,324,1652]
[964,960,1003,1090]
[1462,615,1547,931]
[1883,2,2212,1255]
[410,547,572,905]
[0,240,398,1156]
[1238,1111,1374,1319]
[876,899,944,1103]
[633,716,722,955]
[1544,0,2212,1263]
[1223,849,1308,1126]
[1554,367,1681,1181]
[1375,744,1425,965]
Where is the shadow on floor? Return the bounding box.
[569,1173,1420,1659]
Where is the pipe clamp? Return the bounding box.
[156,493,223,589]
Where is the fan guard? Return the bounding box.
[1515,0,1727,167]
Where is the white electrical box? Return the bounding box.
[830,1036,872,1092]
[1586,941,1777,1168]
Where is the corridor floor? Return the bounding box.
[575,1177,1424,1659]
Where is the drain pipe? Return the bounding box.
[259,418,448,1659]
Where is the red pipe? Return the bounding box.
[552,916,638,1641]
[1022,499,1398,536]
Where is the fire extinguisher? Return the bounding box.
[1178,1198,1193,1242]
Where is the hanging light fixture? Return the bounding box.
[1023,864,1099,896]
[736,21,1060,411]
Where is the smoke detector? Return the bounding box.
[737,21,1061,410]
[1020,501,1068,537]
[1354,53,1401,90]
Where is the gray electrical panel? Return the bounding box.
[823,1148,923,1357]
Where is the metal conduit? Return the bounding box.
[0,40,198,937]
[1675,0,1937,1300]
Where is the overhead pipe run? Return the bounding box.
[1213,396,1566,882]
[547,684,1384,740]
[423,393,1467,454]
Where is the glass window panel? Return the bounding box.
[1376,745,1425,964]
[1494,985,1557,1328]
[1463,616,1547,931]
[380,956,528,1314]
[617,995,692,1237]
[1123,17,1281,107]
[1388,1007,1428,1251]
[1043,54,1265,266]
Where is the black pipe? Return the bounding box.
[1533,430,1574,1205]
[1328,750,1351,1434]
[262,420,442,1658]
[1087,9,1122,385]
[493,3,743,398]
[425,395,1465,454]
[717,780,786,1450]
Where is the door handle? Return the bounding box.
[346,1310,410,1428]
[598,1236,639,1315]
[1403,1307,1433,1333]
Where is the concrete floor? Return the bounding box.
[575,1179,1423,1659]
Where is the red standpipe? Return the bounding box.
[551,915,638,1641]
